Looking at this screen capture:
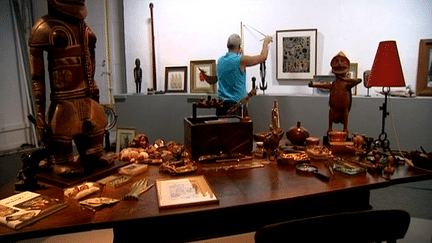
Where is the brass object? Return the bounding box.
[327,131,348,142]
[286,121,309,146]
[254,100,284,152]
[305,137,320,147]
[306,146,330,160]
[277,152,309,165]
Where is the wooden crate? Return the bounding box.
[184,116,253,160]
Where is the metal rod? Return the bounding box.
[149,3,157,90]
[240,21,244,55]
[104,0,113,107]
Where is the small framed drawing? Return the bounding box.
[416,39,432,96]
[156,175,219,209]
[165,66,187,93]
[116,127,136,153]
[347,63,358,95]
[190,60,217,93]
[276,29,317,80]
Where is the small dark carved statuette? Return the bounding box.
[15,148,51,191]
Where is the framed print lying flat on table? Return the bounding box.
[156,175,219,209]
[276,29,317,80]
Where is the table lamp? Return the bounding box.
[366,40,405,151]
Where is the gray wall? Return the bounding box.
[114,94,215,143]
[115,94,432,152]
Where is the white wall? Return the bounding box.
[0,1,34,151]
[123,0,432,95]
[86,0,126,104]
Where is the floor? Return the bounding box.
[13,179,432,243]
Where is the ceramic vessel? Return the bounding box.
[286,121,310,145]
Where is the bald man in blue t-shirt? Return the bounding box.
[216,34,272,116]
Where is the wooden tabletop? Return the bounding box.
[1,158,431,242]
[381,162,432,184]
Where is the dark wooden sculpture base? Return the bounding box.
[36,161,128,188]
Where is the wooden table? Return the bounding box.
[0,158,431,242]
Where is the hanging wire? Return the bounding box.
[242,23,266,41]
[243,23,266,37]
[389,95,405,159]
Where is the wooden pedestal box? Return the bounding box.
[184,116,253,160]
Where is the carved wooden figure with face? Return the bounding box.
[28,0,107,176]
[309,52,361,135]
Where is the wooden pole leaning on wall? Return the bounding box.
[149,2,157,91]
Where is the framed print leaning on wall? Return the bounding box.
[348,63,358,95]
[165,66,187,93]
[190,60,217,93]
[276,29,317,80]
[116,127,136,153]
[416,39,432,96]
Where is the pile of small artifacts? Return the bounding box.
[250,100,372,177]
[119,134,197,175]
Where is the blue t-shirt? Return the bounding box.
[217,52,246,103]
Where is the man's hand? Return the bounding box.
[263,35,273,44]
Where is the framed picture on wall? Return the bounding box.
[165,66,187,93]
[276,29,317,80]
[116,127,136,153]
[416,39,432,96]
[348,63,358,95]
[190,60,217,93]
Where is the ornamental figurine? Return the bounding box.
[28,0,107,176]
[134,58,143,93]
[308,52,361,139]
[254,100,284,157]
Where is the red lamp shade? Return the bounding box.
[367,40,406,88]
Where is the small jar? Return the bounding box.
[306,137,320,147]
[253,142,267,159]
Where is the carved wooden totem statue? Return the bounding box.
[134,58,142,93]
[308,52,361,135]
[28,0,107,176]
